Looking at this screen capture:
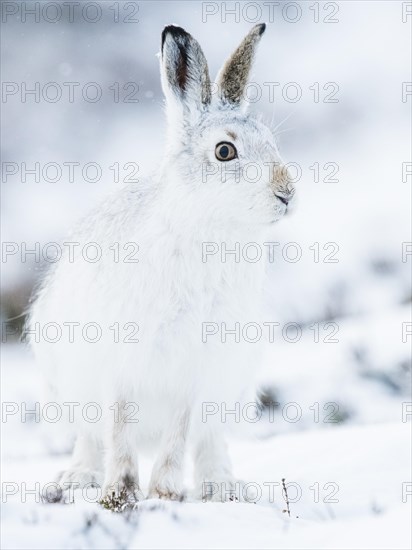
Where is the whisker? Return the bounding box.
[271,110,296,135]
[273,127,295,138]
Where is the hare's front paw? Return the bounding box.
[102,475,144,510]
[148,470,185,501]
[59,467,100,489]
[147,485,184,501]
[198,478,247,503]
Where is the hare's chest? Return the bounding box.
[133,233,267,335]
[173,255,265,323]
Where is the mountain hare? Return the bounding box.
[30,23,295,503]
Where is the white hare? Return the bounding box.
[30,23,295,503]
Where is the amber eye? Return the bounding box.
[215,142,237,161]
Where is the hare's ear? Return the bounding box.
[216,23,266,108]
[160,25,211,123]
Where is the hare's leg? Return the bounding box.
[103,410,143,501]
[193,426,242,502]
[59,432,102,489]
[148,407,190,500]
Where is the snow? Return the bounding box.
[1,332,411,549]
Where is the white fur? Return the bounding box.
[30,24,295,502]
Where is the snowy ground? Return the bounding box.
[1,320,411,550]
[2,422,411,550]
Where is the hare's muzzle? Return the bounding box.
[271,164,295,208]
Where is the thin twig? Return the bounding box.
[281,478,291,517]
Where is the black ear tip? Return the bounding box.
[161,25,191,51]
[257,22,266,35]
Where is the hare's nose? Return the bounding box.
[274,193,290,206]
[272,165,295,198]
[274,186,295,205]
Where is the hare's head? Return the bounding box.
[160,24,295,225]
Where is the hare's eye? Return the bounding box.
[215,142,237,161]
